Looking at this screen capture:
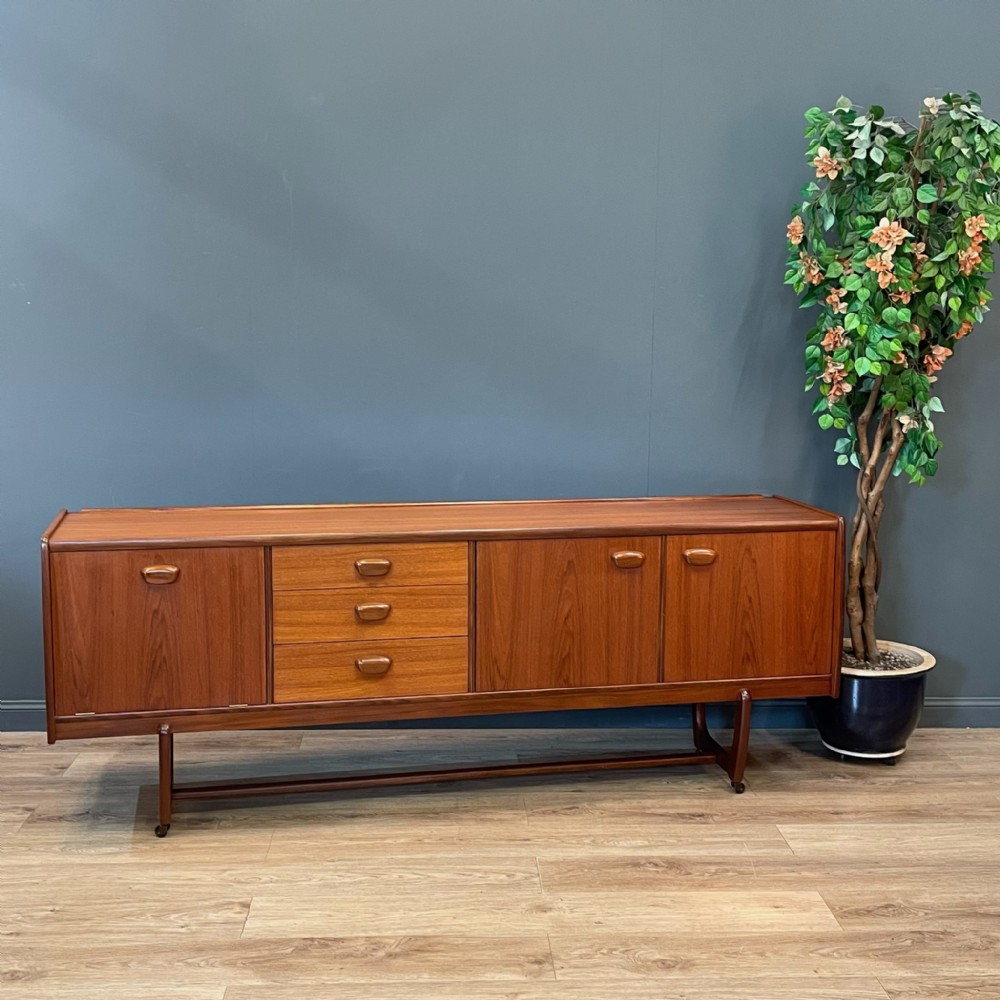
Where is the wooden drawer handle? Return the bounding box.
[355,558,392,577]
[141,565,179,584]
[355,656,393,676]
[611,550,646,569]
[355,602,391,622]
[683,548,717,566]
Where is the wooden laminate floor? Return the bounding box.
[1,727,999,998]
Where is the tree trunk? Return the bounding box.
[847,401,907,665]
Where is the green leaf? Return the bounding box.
[835,96,853,111]
[843,274,862,290]
[917,208,931,224]
[844,312,860,331]
[818,414,834,430]
[916,184,939,203]
[837,454,850,465]
[826,261,844,278]
[870,146,885,165]
[928,396,945,412]
[855,357,871,376]
[931,239,958,261]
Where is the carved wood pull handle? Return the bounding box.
[355,558,392,577]
[141,565,179,584]
[611,550,646,569]
[355,656,393,676]
[683,548,717,566]
[355,602,391,622]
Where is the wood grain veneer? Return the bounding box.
[50,547,266,716]
[47,495,840,550]
[273,637,468,703]
[273,585,469,644]
[664,531,838,681]
[476,536,663,691]
[272,542,468,591]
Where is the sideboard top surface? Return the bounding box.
[45,495,840,550]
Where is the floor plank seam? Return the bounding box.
[774,825,798,856]
[544,931,558,982]
[874,973,893,999]
[816,889,847,933]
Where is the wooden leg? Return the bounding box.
[728,690,752,793]
[156,724,173,837]
[688,692,752,793]
[692,703,709,749]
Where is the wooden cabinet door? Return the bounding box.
[664,531,837,682]
[476,537,661,691]
[51,547,266,716]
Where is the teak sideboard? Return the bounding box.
[42,495,844,835]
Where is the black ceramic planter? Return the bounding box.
[808,640,935,760]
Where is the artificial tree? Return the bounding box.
[786,93,1000,665]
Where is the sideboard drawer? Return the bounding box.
[273,636,468,703]
[273,585,469,643]
[272,542,468,591]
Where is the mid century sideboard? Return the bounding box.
[42,495,844,835]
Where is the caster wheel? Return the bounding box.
[732,781,746,794]
[884,757,898,766]
[838,754,848,762]
[154,824,170,838]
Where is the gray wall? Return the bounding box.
[3,1,998,729]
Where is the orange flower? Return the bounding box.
[812,146,841,180]
[958,244,983,276]
[955,321,973,339]
[827,378,852,403]
[825,287,848,314]
[821,326,849,351]
[821,358,846,384]
[889,289,912,305]
[898,412,919,433]
[923,345,953,374]
[866,250,894,274]
[893,351,907,365]
[787,216,805,245]
[799,251,823,285]
[913,323,926,341]
[838,256,854,275]
[965,215,987,238]
[866,250,898,289]
[911,241,929,266]
[869,217,913,253]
